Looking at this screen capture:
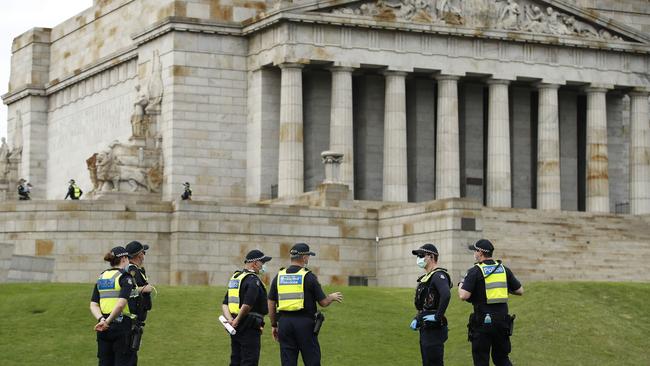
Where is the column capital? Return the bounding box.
[583,86,610,94]
[534,82,560,90]
[328,66,356,73]
[435,74,461,81]
[381,70,408,77]
[278,62,305,70]
[628,88,650,98]
[486,79,511,86]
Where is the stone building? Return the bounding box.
[1,0,650,286]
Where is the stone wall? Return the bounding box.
[46,60,137,198]
[0,199,648,286]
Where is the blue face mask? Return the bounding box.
[260,263,267,275]
[417,256,426,269]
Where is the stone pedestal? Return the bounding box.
[436,75,461,199]
[382,71,408,202]
[321,151,344,184]
[278,63,304,198]
[585,87,610,213]
[536,84,561,210]
[486,80,511,208]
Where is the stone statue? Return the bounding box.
[146,50,164,114]
[86,153,100,192]
[131,85,149,138]
[96,148,120,191]
[0,138,9,180]
[497,0,520,30]
[564,16,599,38]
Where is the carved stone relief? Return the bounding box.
[87,50,165,200]
[330,0,625,41]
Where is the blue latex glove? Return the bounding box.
[422,314,437,322]
[409,319,419,331]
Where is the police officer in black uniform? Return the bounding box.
[222,249,272,366]
[89,246,137,366]
[125,241,154,364]
[181,182,192,200]
[458,239,524,366]
[410,243,452,366]
[267,243,343,366]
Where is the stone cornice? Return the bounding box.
[244,12,650,54]
[132,16,244,46]
[1,86,46,105]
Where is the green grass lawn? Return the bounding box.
[0,282,648,365]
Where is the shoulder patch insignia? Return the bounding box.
[256,280,261,287]
[440,274,446,279]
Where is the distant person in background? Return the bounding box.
[410,243,452,366]
[181,182,192,200]
[458,239,524,366]
[89,246,137,366]
[17,179,30,200]
[65,179,83,200]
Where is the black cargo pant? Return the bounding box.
[97,318,137,366]
[420,325,448,366]
[230,326,262,366]
[278,315,321,366]
[470,323,512,366]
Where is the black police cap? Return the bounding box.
[245,249,272,263]
[290,242,316,256]
[111,246,129,258]
[412,243,439,256]
[126,241,149,257]
[468,239,494,253]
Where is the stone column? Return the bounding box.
[329,67,355,194]
[436,75,461,199]
[536,83,561,210]
[278,63,304,198]
[629,91,650,215]
[585,87,609,213]
[382,71,408,202]
[486,79,512,207]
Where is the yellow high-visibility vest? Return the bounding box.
[73,185,81,198]
[97,269,133,317]
[476,262,508,304]
[418,268,450,284]
[277,268,309,311]
[227,271,256,314]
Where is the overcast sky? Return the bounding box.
[0,0,92,140]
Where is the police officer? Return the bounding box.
[458,239,524,366]
[65,179,83,200]
[411,243,452,366]
[181,182,192,200]
[17,179,30,200]
[89,246,137,366]
[125,241,154,364]
[267,243,343,366]
[221,249,272,366]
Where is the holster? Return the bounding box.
[467,313,477,342]
[130,323,144,351]
[242,312,265,331]
[417,311,447,329]
[313,312,325,335]
[507,314,516,336]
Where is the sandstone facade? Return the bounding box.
[2,0,650,285]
